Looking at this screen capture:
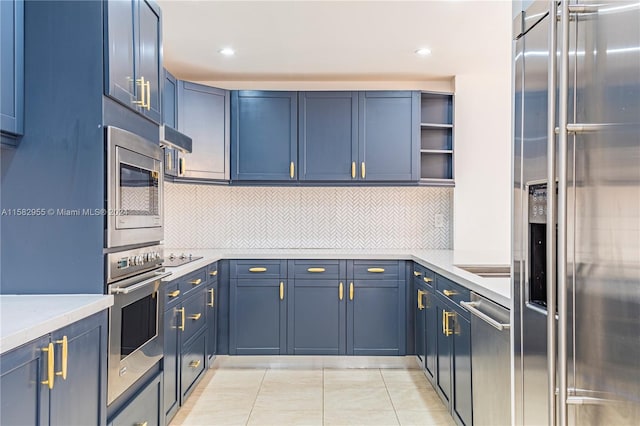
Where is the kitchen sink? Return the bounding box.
[454,265,511,278]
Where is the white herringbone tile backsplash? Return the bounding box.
[164,183,452,249]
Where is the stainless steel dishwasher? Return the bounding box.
[461,292,511,426]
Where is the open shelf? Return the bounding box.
[419,92,454,182]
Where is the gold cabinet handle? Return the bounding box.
[135,77,147,108]
[339,282,344,300]
[351,161,356,178]
[417,290,425,310]
[209,270,218,276]
[208,289,215,307]
[361,162,366,179]
[189,360,201,369]
[166,152,172,170]
[177,308,185,331]
[349,282,354,301]
[423,277,433,284]
[55,336,68,380]
[135,422,148,426]
[443,289,458,297]
[367,267,385,273]
[307,267,325,273]
[168,290,180,298]
[145,80,151,110]
[279,282,284,300]
[443,311,455,336]
[290,162,295,179]
[249,267,267,273]
[179,157,186,175]
[189,313,202,321]
[413,271,422,277]
[41,342,55,389]
[190,278,202,286]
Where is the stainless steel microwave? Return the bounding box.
[106,126,163,248]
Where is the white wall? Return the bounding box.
[453,71,512,262]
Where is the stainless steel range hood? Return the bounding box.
[159,125,192,153]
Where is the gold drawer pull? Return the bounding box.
[55,335,68,380]
[189,360,201,369]
[190,278,202,286]
[361,161,366,179]
[177,308,185,331]
[413,271,422,277]
[290,162,295,178]
[208,289,215,307]
[209,270,218,276]
[351,161,356,178]
[417,290,425,310]
[41,343,55,390]
[307,267,325,273]
[168,290,180,298]
[443,289,458,297]
[423,277,433,283]
[367,267,385,273]
[349,282,354,301]
[249,267,267,273]
[280,282,284,300]
[189,313,202,321]
[339,282,344,300]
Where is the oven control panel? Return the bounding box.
[528,183,548,224]
[107,245,164,284]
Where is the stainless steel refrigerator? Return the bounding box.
[512,1,639,425]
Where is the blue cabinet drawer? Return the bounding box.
[412,263,435,288]
[164,279,181,308]
[179,268,208,298]
[181,288,207,344]
[352,260,401,280]
[207,262,219,281]
[436,275,471,313]
[231,259,285,279]
[110,372,162,426]
[180,330,207,401]
[291,260,343,279]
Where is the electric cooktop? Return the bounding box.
[163,253,204,267]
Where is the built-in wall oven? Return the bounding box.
[106,126,163,248]
[106,244,170,405]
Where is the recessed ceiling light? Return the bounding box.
[415,48,432,56]
[219,48,235,56]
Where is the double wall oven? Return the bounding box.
[105,126,169,406]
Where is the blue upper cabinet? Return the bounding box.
[298,92,358,181]
[105,0,162,124]
[358,91,420,181]
[0,0,24,141]
[163,69,177,128]
[231,91,298,181]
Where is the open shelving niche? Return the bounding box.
[419,92,454,185]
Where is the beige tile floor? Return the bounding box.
[169,356,455,426]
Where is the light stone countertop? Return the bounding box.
[0,294,113,355]
[163,249,511,308]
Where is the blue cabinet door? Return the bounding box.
[424,285,437,382]
[358,91,419,181]
[105,0,137,109]
[231,91,297,181]
[0,335,50,426]
[346,280,405,355]
[163,68,177,127]
[229,278,287,354]
[298,92,358,181]
[435,297,452,407]
[452,312,472,426]
[206,279,218,362]
[163,304,180,422]
[287,279,346,355]
[0,0,24,138]
[136,0,162,123]
[414,279,427,367]
[49,312,107,426]
[110,372,162,426]
[177,82,230,180]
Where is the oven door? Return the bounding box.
[107,126,163,248]
[108,271,169,405]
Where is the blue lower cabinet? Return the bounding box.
[163,302,180,422]
[435,298,452,407]
[347,279,406,355]
[229,278,287,354]
[110,372,162,426]
[287,279,346,355]
[181,330,207,401]
[414,277,427,367]
[452,312,472,426]
[206,278,218,363]
[424,285,437,382]
[0,311,107,426]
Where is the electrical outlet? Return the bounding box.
[435,213,445,229]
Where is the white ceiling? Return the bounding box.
[158,0,512,82]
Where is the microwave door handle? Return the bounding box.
[109,271,172,295]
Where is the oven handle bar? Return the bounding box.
[109,271,172,295]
